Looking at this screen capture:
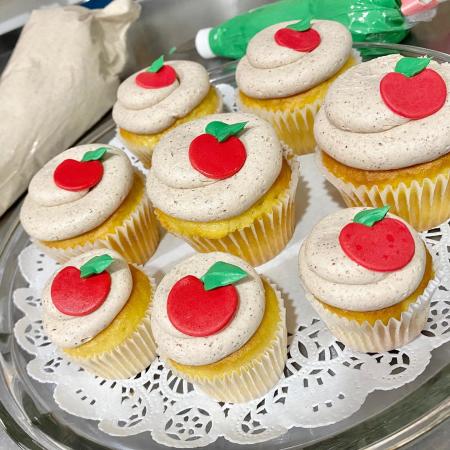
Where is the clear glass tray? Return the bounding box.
[0,42,449,449]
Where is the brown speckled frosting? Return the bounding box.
[314,55,450,170]
[42,249,132,348]
[146,112,282,221]
[298,208,426,311]
[151,252,265,366]
[236,20,352,99]
[112,60,211,134]
[20,145,133,241]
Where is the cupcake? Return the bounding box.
[236,18,358,155]
[146,112,299,266]
[315,55,450,231]
[151,252,287,403]
[113,55,222,167]
[20,144,159,264]
[298,206,440,353]
[42,249,157,379]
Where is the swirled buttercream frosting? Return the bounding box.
[20,145,133,241]
[236,20,352,99]
[151,252,265,366]
[42,249,132,348]
[113,60,211,134]
[298,208,426,311]
[314,55,450,170]
[146,113,282,222]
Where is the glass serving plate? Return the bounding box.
[0,42,449,450]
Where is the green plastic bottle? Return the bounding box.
[195,0,409,59]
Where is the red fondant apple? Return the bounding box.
[53,159,104,191]
[51,266,111,316]
[380,69,447,119]
[339,217,415,272]
[274,28,321,52]
[189,133,246,179]
[135,65,176,89]
[167,275,238,337]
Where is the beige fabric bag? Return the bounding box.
[0,0,140,216]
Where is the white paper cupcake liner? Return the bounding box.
[317,151,450,232]
[167,280,287,403]
[237,51,361,156]
[64,272,157,379]
[237,92,322,156]
[66,315,156,379]
[37,173,160,265]
[169,157,299,267]
[306,266,442,353]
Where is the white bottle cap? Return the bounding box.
[195,28,215,59]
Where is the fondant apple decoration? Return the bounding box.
[189,121,248,179]
[380,57,447,119]
[51,254,114,316]
[53,147,107,192]
[167,261,248,337]
[135,55,177,89]
[339,206,415,272]
[274,18,321,53]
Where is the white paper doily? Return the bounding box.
[12,84,450,448]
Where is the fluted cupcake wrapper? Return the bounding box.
[306,269,442,353]
[167,158,299,267]
[238,93,322,156]
[65,315,156,379]
[317,152,450,232]
[37,176,160,265]
[63,272,157,380]
[167,281,287,403]
[237,51,362,157]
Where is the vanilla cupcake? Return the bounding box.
[236,19,358,155]
[152,252,286,403]
[20,144,159,264]
[298,207,440,353]
[42,249,156,379]
[113,56,222,167]
[315,55,450,231]
[146,112,299,266]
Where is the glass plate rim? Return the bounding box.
[0,41,449,450]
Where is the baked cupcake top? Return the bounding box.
[151,252,265,366]
[20,144,133,241]
[146,112,282,222]
[236,19,352,99]
[299,207,427,311]
[112,56,211,135]
[42,249,133,348]
[315,55,450,170]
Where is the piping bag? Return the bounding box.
[0,0,140,216]
[196,0,446,59]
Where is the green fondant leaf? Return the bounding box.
[81,147,107,162]
[80,254,114,278]
[200,261,248,291]
[286,18,311,32]
[168,46,177,55]
[205,121,248,142]
[147,55,165,73]
[394,57,431,77]
[353,206,390,227]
